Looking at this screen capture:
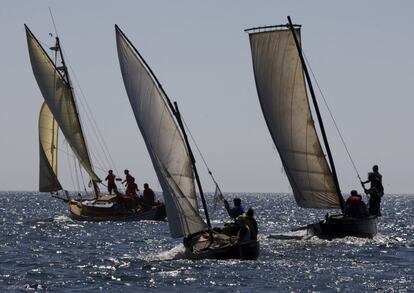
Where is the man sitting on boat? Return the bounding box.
[105,170,118,195]
[345,190,368,218]
[362,165,384,216]
[142,183,156,210]
[224,198,244,219]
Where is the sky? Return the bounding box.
[1,1,413,194]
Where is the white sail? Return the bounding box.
[115,26,207,237]
[25,26,100,183]
[247,28,340,209]
[39,102,62,192]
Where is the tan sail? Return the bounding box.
[25,25,100,184]
[39,102,62,192]
[116,26,207,238]
[247,27,340,208]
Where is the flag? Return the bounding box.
[213,183,224,211]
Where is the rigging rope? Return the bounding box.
[180,116,220,186]
[78,160,88,195]
[48,8,59,37]
[73,155,81,191]
[44,13,115,194]
[303,52,363,183]
[62,51,121,179]
[64,140,76,192]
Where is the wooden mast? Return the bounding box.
[54,36,100,197]
[287,16,345,212]
[173,102,212,229]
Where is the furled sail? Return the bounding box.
[25,25,100,183]
[247,27,340,208]
[115,25,207,237]
[39,102,62,192]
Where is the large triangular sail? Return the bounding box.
[25,25,100,184]
[115,25,207,238]
[39,102,62,192]
[247,26,340,209]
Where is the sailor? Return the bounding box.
[245,208,258,240]
[236,216,251,243]
[122,169,138,196]
[345,190,368,218]
[105,170,118,195]
[224,197,245,220]
[143,183,156,209]
[361,165,384,216]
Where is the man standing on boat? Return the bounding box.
[122,169,138,196]
[105,170,118,195]
[236,216,251,243]
[245,208,258,240]
[224,198,244,219]
[361,165,384,216]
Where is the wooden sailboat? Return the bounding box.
[26,25,166,222]
[245,17,377,239]
[115,25,259,259]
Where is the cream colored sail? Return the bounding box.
[25,25,100,184]
[115,25,207,238]
[39,102,62,192]
[247,27,340,208]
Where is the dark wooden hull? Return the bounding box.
[308,215,378,239]
[68,195,166,222]
[185,231,259,260]
[187,241,259,260]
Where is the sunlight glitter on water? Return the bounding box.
[0,192,413,291]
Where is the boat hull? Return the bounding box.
[185,231,260,260]
[308,215,378,239]
[68,195,166,222]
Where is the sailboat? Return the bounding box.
[115,25,259,259]
[26,25,166,222]
[245,17,377,239]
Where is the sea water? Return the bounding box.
[0,192,413,292]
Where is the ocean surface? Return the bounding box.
[0,191,413,292]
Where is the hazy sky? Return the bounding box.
[1,1,413,194]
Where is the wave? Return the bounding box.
[152,244,187,261]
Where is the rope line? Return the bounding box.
[63,53,120,177]
[65,140,76,191]
[180,116,219,186]
[78,160,88,195]
[48,8,59,37]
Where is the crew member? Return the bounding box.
[105,170,118,195]
[143,183,156,209]
[236,216,251,243]
[345,190,368,218]
[224,197,244,219]
[361,165,384,216]
[245,208,258,240]
[122,169,138,196]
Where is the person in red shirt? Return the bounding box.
[105,170,118,195]
[345,190,368,218]
[122,169,138,196]
[143,183,155,209]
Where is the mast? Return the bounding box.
[173,102,212,229]
[287,16,345,212]
[52,37,100,197]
